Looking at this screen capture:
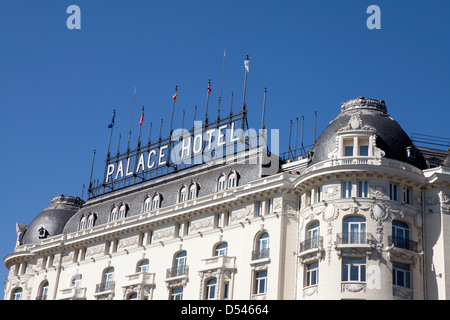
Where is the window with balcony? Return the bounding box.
[342,216,366,244]
[342,257,366,282]
[97,267,115,293]
[72,274,82,288]
[168,251,188,278]
[253,232,270,260]
[306,221,320,249]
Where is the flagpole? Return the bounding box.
[106,109,115,160]
[127,86,137,153]
[170,86,177,136]
[242,55,249,111]
[217,49,226,121]
[261,88,267,131]
[137,106,144,148]
[147,122,153,146]
[229,92,234,116]
[205,79,211,124]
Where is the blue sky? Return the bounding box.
[1,0,449,297]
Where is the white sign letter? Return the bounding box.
[366,5,381,30]
[66,5,81,30]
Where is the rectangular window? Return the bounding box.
[342,257,366,282]
[256,201,263,216]
[170,287,183,300]
[358,181,368,198]
[342,181,352,198]
[390,183,398,201]
[255,271,267,294]
[226,211,232,226]
[393,262,411,288]
[316,187,322,203]
[344,146,354,157]
[306,262,319,287]
[403,187,410,204]
[359,145,369,156]
[216,213,222,228]
[267,198,274,214]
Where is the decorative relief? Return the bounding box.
[153,226,174,241]
[393,287,413,300]
[61,251,74,264]
[190,216,214,232]
[85,243,105,258]
[302,285,318,297]
[118,235,138,249]
[341,283,366,293]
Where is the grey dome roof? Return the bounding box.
[310,97,427,169]
[20,195,83,245]
[443,152,450,167]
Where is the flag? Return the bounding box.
[244,58,249,73]
[139,110,144,125]
[207,83,211,95]
[108,110,115,128]
[173,92,177,102]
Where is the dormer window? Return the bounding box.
[179,186,187,202]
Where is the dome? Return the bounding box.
[443,151,450,167]
[310,97,427,169]
[20,195,83,245]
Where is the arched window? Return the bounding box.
[172,251,187,277]
[87,213,95,228]
[137,259,149,273]
[127,292,138,300]
[227,172,237,189]
[71,274,82,288]
[110,207,118,222]
[253,232,270,260]
[215,242,228,256]
[118,204,127,219]
[306,221,320,248]
[188,184,197,200]
[343,216,366,244]
[79,216,87,230]
[11,287,22,300]
[218,175,226,191]
[38,281,49,300]
[179,186,187,202]
[152,194,161,210]
[392,220,411,250]
[144,197,152,212]
[102,267,114,291]
[206,278,217,300]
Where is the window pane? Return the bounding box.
[359,145,369,156]
[345,146,353,157]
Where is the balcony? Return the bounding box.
[166,265,189,279]
[251,248,270,261]
[387,236,419,264]
[298,237,324,264]
[388,236,418,253]
[59,287,87,300]
[94,281,115,299]
[124,272,155,287]
[199,255,236,272]
[335,232,374,258]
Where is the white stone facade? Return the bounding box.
[4,98,450,300]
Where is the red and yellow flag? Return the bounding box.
[172,92,177,102]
